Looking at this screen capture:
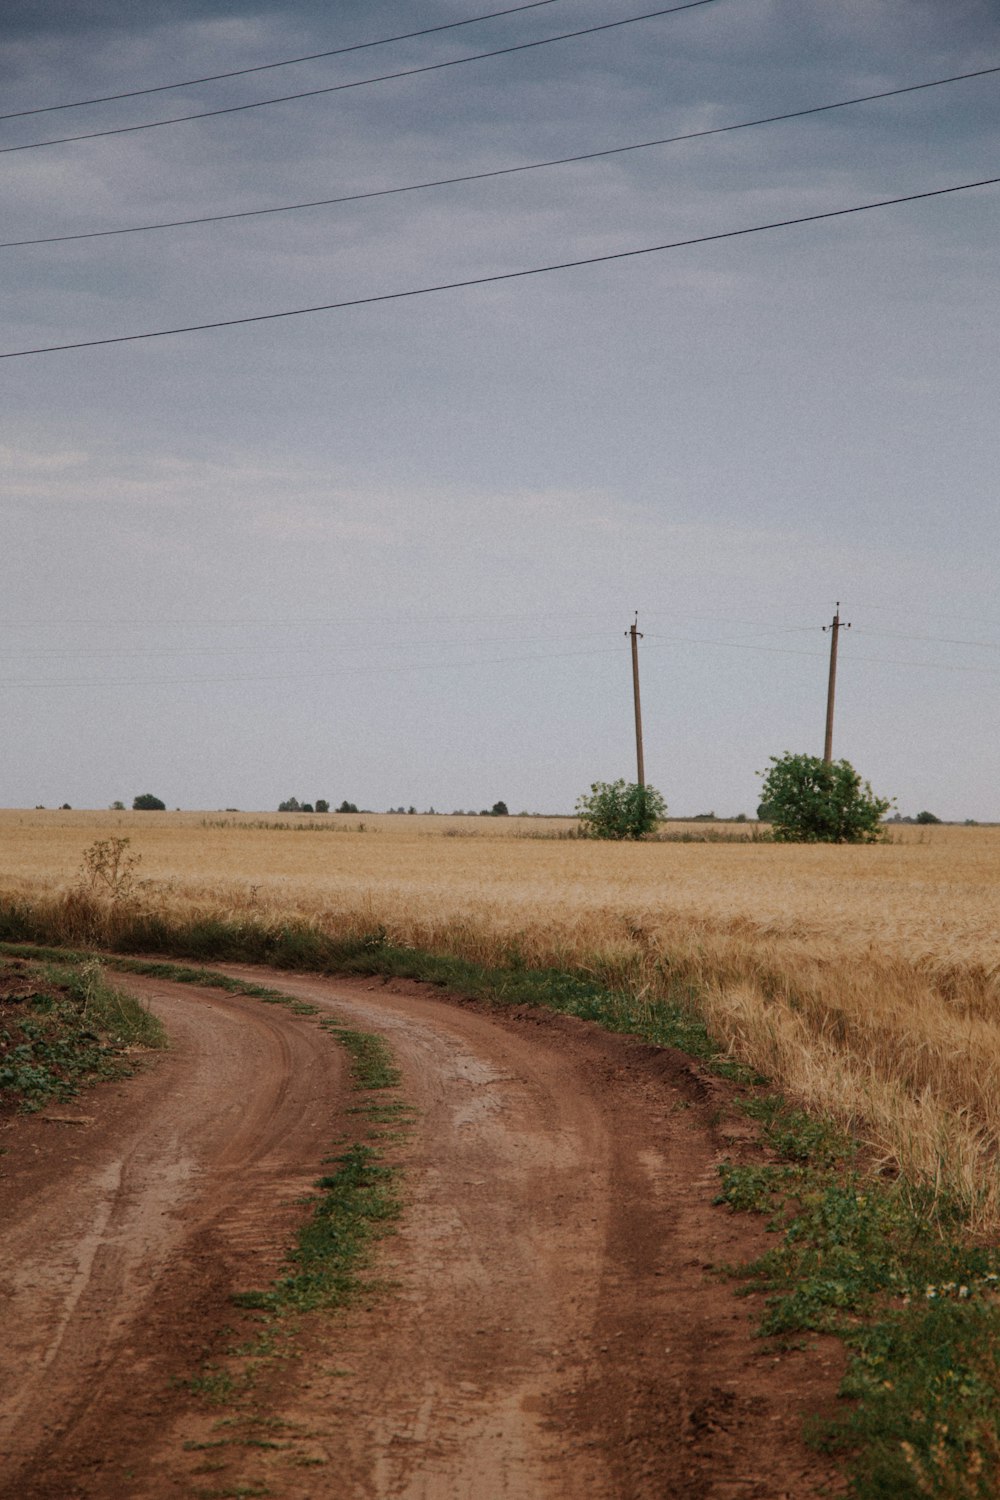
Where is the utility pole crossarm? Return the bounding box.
[822,602,851,763]
[626,611,645,788]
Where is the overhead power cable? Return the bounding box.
[2,641,630,691]
[4,627,614,661]
[855,629,1000,652]
[0,0,569,121]
[0,1,722,156]
[3,172,996,360]
[6,62,996,251]
[9,636,1000,692]
[645,635,1000,679]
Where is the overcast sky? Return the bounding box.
[3,0,999,818]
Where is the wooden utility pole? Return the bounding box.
[626,612,645,787]
[822,603,851,763]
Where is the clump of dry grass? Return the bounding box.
[3,811,1000,1219]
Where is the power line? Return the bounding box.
[4,171,996,360]
[644,634,1000,677]
[7,61,996,251]
[9,632,1000,693]
[855,629,1000,652]
[0,0,570,121]
[2,627,615,660]
[0,1,722,156]
[0,641,630,691]
[0,606,621,629]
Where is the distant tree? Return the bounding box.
[315,799,329,813]
[300,802,314,813]
[491,800,510,817]
[337,800,359,814]
[110,800,125,811]
[575,780,667,840]
[278,797,301,812]
[692,811,716,821]
[132,793,166,811]
[60,803,72,810]
[758,753,891,844]
[407,806,416,815]
[915,810,942,825]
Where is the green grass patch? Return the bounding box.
[186,1366,239,1405]
[318,1021,401,1089]
[0,956,165,1110]
[234,1143,400,1316]
[717,1094,1000,1498]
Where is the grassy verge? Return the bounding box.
[717,1098,1000,1498]
[4,919,1000,1495]
[0,954,165,1110]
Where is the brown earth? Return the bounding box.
[0,968,848,1499]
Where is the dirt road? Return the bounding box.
[0,969,845,1498]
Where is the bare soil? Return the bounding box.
[0,968,848,1498]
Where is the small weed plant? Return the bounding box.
[79,837,142,902]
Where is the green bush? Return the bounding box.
[759,753,891,843]
[575,779,667,840]
[132,793,165,811]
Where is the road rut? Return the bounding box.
[0,968,845,1498]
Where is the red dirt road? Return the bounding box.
[0,970,846,1498]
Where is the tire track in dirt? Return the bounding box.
[1,968,847,1498]
[183,968,847,1500]
[0,979,347,1500]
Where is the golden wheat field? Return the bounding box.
[5,809,1000,1218]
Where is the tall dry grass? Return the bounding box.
[4,810,1000,1218]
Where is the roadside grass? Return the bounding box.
[0,955,165,1110]
[6,923,1000,1494]
[717,1098,1000,1498]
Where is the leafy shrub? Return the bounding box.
[132,793,165,811]
[759,753,891,843]
[575,779,667,840]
